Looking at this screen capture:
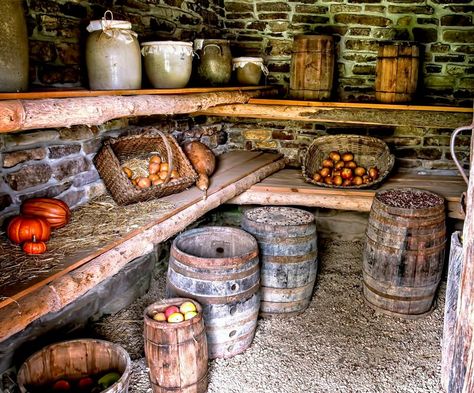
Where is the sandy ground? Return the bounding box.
[91,240,445,393]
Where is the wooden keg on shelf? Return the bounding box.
[363,188,446,319]
[289,35,334,100]
[242,206,318,317]
[375,41,419,103]
[166,226,260,359]
[144,298,208,393]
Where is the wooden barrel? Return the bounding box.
[441,231,463,391]
[17,339,131,393]
[375,41,419,103]
[289,35,334,101]
[144,298,208,393]
[166,226,260,359]
[363,188,446,318]
[242,207,317,316]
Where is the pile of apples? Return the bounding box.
[312,150,380,187]
[122,155,180,190]
[153,301,198,323]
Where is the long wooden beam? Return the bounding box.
[198,102,473,128]
[0,88,277,133]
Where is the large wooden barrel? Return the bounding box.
[289,35,334,101]
[441,231,464,391]
[375,41,419,103]
[166,226,260,359]
[363,188,446,318]
[241,206,317,316]
[17,339,131,393]
[144,298,208,393]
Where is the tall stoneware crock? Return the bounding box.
[194,39,232,86]
[0,0,29,92]
[86,11,141,90]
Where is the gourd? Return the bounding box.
[21,198,70,229]
[183,141,216,192]
[7,215,51,244]
[22,236,47,254]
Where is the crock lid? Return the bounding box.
[87,20,132,32]
[141,41,193,47]
[232,57,264,63]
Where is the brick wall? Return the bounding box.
[223,0,473,105]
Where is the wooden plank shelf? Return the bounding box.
[0,151,285,341]
[229,168,467,220]
[199,99,473,128]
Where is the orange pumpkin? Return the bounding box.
[22,236,47,254]
[7,215,51,244]
[20,198,70,229]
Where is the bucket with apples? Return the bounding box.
[144,298,208,393]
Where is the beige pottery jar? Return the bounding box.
[232,57,268,85]
[141,41,193,89]
[194,39,232,86]
[86,11,141,90]
[0,0,29,92]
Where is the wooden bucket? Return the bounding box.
[144,298,208,393]
[289,34,334,101]
[441,231,463,391]
[166,226,260,359]
[241,206,317,317]
[375,41,419,103]
[363,188,446,318]
[17,339,131,392]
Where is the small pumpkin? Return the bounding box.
[21,198,70,229]
[22,236,47,255]
[7,215,51,244]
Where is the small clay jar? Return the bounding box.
[232,57,268,85]
[0,0,29,92]
[194,39,232,86]
[86,11,141,90]
[141,41,193,89]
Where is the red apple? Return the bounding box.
[341,167,353,180]
[164,305,180,318]
[78,377,94,391]
[52,380,71,391]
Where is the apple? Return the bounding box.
[334,160,345,170]
[345,160,357,169]
[78,377,94,391]
[319,167,331,178]
[352,176,363,186]
[341,167,353,180]
[313,173,322,182]
[153,312,167,322]
[168,312,185,323]
[369,167,379,180]
[324,176,332,185]
[329,151,341,162]
[180,301,197,314]
[52,379,71,391]
[342,152,354,162]
[354,166,366,176]
[322,159,334,168]
[164,305,180,318]
[332,175,343,186]
[184,311,198,320]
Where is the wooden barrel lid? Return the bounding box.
[244,206,314,226]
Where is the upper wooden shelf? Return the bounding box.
[199,98,474,128]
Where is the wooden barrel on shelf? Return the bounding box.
[17,339,131,393]
[241,206,317,316]
[166,226,260,359]
[363,188,446,318]
[289,35,334,101]
[375,41,419,103]
[144,298,208,393]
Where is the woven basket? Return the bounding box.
[302,134,395,189]
[94,129,197,205]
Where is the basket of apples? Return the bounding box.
[302,134,395,189]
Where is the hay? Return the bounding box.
[0,195,174,294]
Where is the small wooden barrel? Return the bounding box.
[363,188,446,318]
[289,35,334,101]
[241,206,317,317]
[375,41,419,103]
[17,339,131,393]
[166,226,260,359]
[441,231,463,391]
[144,298,208,393]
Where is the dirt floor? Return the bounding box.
[91,239,445,393]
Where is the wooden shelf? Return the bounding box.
[229,168,467,220]
[199,99,473,128]
[0,151,285,341]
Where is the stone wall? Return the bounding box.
[223,0,473,105]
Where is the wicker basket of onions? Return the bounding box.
[302,134,395,189]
